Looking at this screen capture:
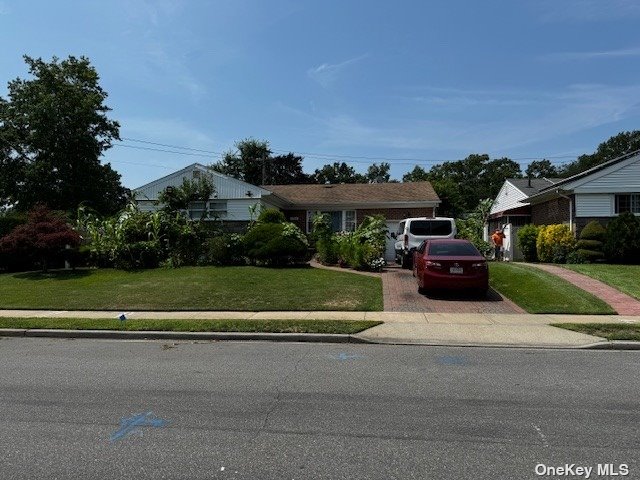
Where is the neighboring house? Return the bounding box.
[488,177,560,232]
[526,151,640,234]
[133,163,441,261]
[486,177,560,261]
[133,163,280,232]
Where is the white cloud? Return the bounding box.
[542,46,640,61]
[308,54,369,88]
[121,117,216,149]
[290,83,640,154]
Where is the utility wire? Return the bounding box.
[114,140,575,167]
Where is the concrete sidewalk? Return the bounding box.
[1,309,638,348]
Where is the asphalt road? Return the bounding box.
[0,338,638,480]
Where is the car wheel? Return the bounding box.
[401,254,412,269]
[418,286,427,295]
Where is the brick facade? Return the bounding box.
[531,197,571,226]
[283,207,435,233]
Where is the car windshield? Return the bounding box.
[428,242,479,256]
[409,220,452,236]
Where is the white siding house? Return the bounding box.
[133,163,280,223]
[527,151,640,233]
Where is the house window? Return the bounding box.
[615,194,640,214]
[188,200,227,219]
[345,211,356,232]
[306,210,357,233]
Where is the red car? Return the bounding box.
[413,239,489,296]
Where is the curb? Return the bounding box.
[0,328,372,344]
[579,341,640,350]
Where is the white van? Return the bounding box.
[393,217,457,268]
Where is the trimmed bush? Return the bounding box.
[579,221,605,242]
[257,208,286,224]
[517,224,540,262]
[536,224,575,263]
[243,222,309,266]
[316,237,339,265]
[603,212,640,264]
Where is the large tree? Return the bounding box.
[212,138,309,185]
[312,162,366,184]
[365,162,392,183]
[0,55,128,214]
[403,154,522,217]
[525,159,558,178]
[558,130,640,177]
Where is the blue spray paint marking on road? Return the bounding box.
[437,355,467,366]
[110,411,167,442]
[330,353,364,361]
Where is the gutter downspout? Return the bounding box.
[555,190,573,234]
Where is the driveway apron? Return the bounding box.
[382,266,524,313]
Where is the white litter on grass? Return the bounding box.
[220,467,225,471]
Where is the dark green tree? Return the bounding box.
[211,138,309,185]
[525,159,558,178]
[366,162,391,183]
[559,131,640,177]
[402,165,429,182]
[312,162,366,184]
[0,55,128,214]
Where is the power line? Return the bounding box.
[119,136,579,165]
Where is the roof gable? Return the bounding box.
[133,163,272,200]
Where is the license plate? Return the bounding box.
[449,267,464,274]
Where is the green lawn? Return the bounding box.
[0,266,383,311]
[489,262,615,314]
[563,264,640,301]
[552,323,640,341]
[0,317,380,334]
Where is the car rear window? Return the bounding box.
[409,220,452,236]
[428,242,480,256]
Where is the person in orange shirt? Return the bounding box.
[491,228,506,261]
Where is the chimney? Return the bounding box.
[527,175,532,188]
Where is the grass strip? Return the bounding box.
[489,262,615,314]
[0,317,381,335]
[551,323,640,341]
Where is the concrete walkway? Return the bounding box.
[1,309,638,348]
[526,263,640,316]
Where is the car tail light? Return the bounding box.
[425,260,442,269]
[472,262,487,269]
[403,234,408,248]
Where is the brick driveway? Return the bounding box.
[382,265,524,313]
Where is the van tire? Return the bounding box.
[401,254,412,269]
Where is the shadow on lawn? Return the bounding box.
[12,269,96,281]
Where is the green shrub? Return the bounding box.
[579,221,605,242]
[536,224,575,263]
[575,249,605,263]
[575,239,603,250]
[114,241,162,269]
[566,250,588,264]
[257,208,286,224]
[517,224,540,262]
[243,222,309,266]
[316,237,339,265]
[603,212,640,264]
[201,234,245,266]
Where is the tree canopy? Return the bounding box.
[0,55,128,215]
[557,130,640,178]
[211,138,309,185]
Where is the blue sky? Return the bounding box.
[1,0,640,188]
